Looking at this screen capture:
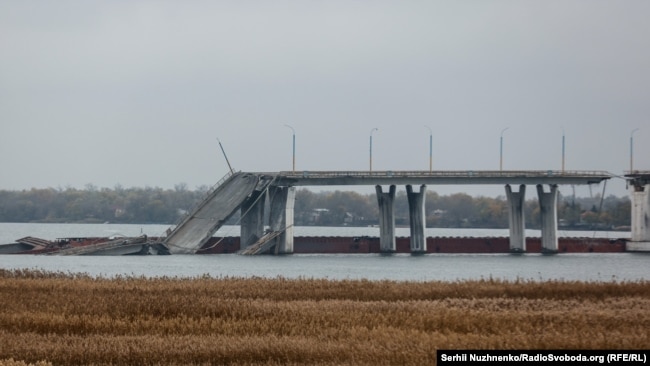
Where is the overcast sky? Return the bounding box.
[1,1,648,198]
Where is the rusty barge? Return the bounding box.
[199,236,627,254]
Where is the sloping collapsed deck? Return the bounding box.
[163,172,273,254]
[0,172,274,256]
[239,226,291,255]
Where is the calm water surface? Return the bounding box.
[0,223,645,282]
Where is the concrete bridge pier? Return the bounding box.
[240,189,267,250]
[376,185,397,253]
[406,184,427,254]
[629,184,650,251]
[269,186,296,254]
[536,184,559,253]
[505,184,526,253]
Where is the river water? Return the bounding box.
[1,223,646,282]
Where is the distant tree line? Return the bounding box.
[293,189,631,230]
[0,183,209,224]
[0,185,632,229]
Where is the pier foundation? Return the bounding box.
[240,189,266,250]
[629,184,650,251]
[505,184,526,253]
[631,184,650,241]
[537,184,559,253]
[269,186,295,254]
[406,184,427,254]
[376,185,397,253]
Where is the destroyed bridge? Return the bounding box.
[160,170,629,255]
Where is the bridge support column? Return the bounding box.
[537,184,559,253]
[269,186,295,254]
[375,185,396,253]
[240,189,267,250]
[505,184,526,253]
[630,184,650,244]
[406,184,427,254]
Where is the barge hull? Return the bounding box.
[198,236,627,254]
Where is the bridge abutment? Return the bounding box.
[269,186,295,254]
[537,184,559,253]
[406,184,427,254]
[376,185,397,253]
[505,184,526,253]
[240,189,267,250]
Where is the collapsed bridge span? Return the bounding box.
[163,172,275,254]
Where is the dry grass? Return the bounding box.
[0,269,648,365]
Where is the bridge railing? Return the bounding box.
[278,170,612,179]
[624,170,650,176]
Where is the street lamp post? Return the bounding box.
[562,128,566,172]
[562,128,566,173]
[425,126,433,173]
[369,128,378,173]
[631,128,639,172]
[284,124,296,172]
[217,138,234,174]
[500,127,509,171]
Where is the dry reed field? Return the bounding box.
[0,269,648,365]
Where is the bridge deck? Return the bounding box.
[625,171,650,187]
[271,170,611,186]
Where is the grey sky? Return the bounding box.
[1,1,648,198]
